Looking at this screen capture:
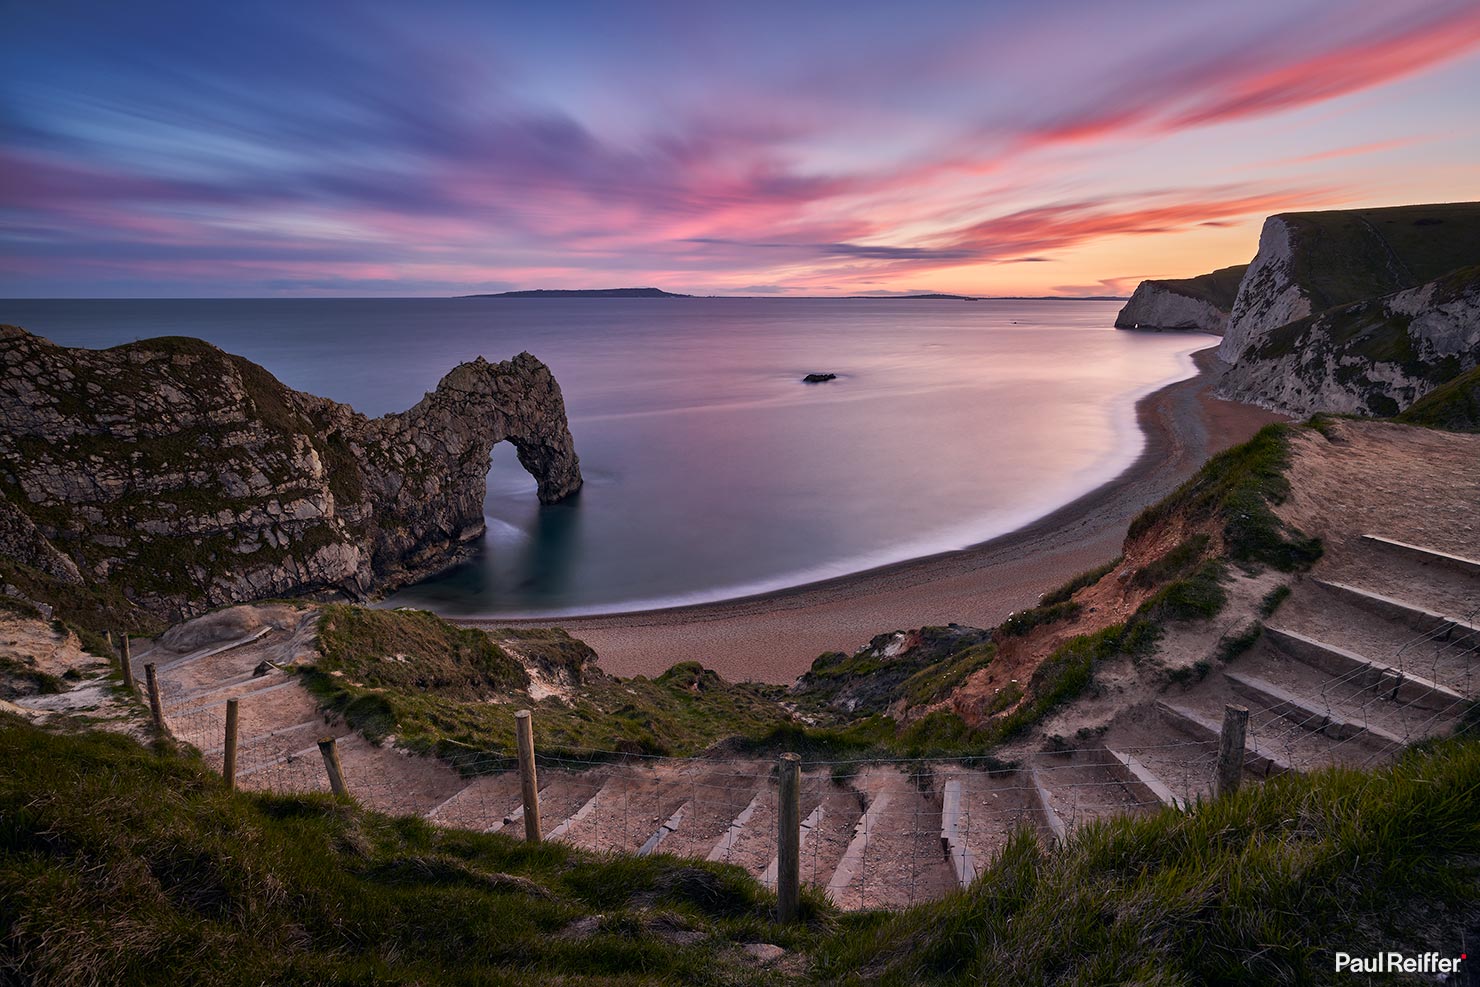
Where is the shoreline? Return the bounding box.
[462,345,1287,683]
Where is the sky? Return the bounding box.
[3,0,1479,298]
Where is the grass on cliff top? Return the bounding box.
[1128,423,1322,571]
[813,733,1480,986]
[1281,201,1480,312]
[1398,363,1480,433]
[1148,263,1248,309]
[0,716,824,987]
[306,605,795,762]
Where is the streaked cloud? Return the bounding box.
[2,0,1476,296]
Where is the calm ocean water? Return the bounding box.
[5,298,1209,616]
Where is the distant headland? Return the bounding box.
[464,287,1127,300]
[466,287,690,298]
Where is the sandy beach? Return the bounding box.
[466,345,1286,683]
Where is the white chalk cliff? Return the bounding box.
[1218,217,1312,362]
[1115,284,1229,334]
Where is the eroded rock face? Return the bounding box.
[1115,264,1247,334]
[0,326,582,619]
[1219,217,1312,361]
[1216,266,1480,417]
[1115,284,1230,334]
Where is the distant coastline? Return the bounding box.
[465,287,690,298]
[463,286,1127,301]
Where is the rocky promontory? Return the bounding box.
[0,326,582,621]
[1115,264,1247,333]
[1210,202,1480,417]
[1219,202,1480,362]
[1217,264,1480,416]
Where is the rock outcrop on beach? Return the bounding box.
[1209,202,1480,416]
[1115,264,1247,333]
[0,326,582,621]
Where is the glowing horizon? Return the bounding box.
[3,0,1479,298]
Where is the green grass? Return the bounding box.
[1145,263,1248,309]
[1258,584,1292,618]
[0,657,67,697]
[1137,560,1229,621]
[1281,202,1480,313]
[899,643,997,707]
[813,735,1480,986]
[1214,622,1263,663]
[316,604,531,696]
[306,606,795,761]
[1130,534,1210,588]
[996,601,1082,638]
[1128,424,1322,572]
[1398,363,1480,432]
[9,721,1477,985]
[0,716,825,987]
[1040,558,1120,607]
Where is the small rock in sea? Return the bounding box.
[802,372,837,383]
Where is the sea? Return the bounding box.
[4,297,1212,617]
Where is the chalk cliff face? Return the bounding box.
[1216,266,1480,417]
[1218,203,1480,363]
[0,326,582,620]
[1219,217,1311,361]
[1115,264,1247,334]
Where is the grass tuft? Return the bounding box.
[0,716,822,987]
[812,735,1480,985]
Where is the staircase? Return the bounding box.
[137,532,1477,910]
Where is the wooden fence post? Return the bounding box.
[318,738,349,797]
[776,752,802,923]
[1216,704,1249,798]
[223,699,240,790]
[143,662,164,730]
[121,634,136,691]
[515,710,542,843]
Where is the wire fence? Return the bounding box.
[126,585,1478,911]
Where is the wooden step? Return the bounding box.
[638,802,689,856]
[1101,747,1184,810]
[707,793,764,862]
[1026,751,1153,829]
[1360,535,1480,578]
[762,804,824,889]
[1314,580,1479,638]
[939,779,975,886]
[1223,671,1403,750]
[1265,626,1468,712]
[1027,766,1067,843]
[825,790,893,904]
[1156,701,1289,777]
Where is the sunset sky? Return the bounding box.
[3,0,1479,298]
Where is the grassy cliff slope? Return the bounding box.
[5,717,1475,985]
[1279,201,1480,313]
